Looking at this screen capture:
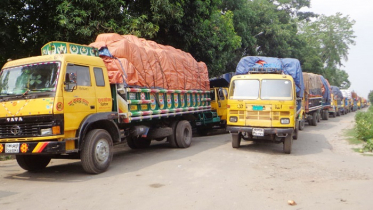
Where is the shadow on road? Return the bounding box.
[234,131,331,156]
[3,132,227,182]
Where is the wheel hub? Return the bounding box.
[96,140,109,162]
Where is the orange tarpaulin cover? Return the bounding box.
[89,33,210,91]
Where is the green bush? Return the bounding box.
[363,139,373,152]
[355,106,373,141]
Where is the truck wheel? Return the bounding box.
[293,122,299,140]
[299,119,305,130]
[167,121,179,148]
[325,111,329,120]
[317,112,321,122]
[16,155,51,171]
[332,112,336,118]
[232,133,242,148]
[312,112,317,126]
[126,136,138,149]
[299,116,305,130]
[336,111,340,116]
[81,129,113,174]
[175,120,192,148]
[283,132,293,154]
[321,110,326,120]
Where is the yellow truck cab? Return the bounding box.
[211,87,229,124]
[0,41,214,174]
[226,56,304,154]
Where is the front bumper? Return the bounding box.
[0,141,65,155]
[226,126,293,135]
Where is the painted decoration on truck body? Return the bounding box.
[174,93,179,108]
[180,94,185,107]
[159,93,165,109]
[150,94,156,110]
[167,93,172,108]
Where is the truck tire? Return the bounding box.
[175,120,192,148]
[283,132,293,154]
[167,120,179,148]
[16,155,51,172]
[325,110,329,120]
[299,117,305,131]
[317,111,321,122]
[293,122,299,140]
[312,112,317,126]
[126,137,138,149]
[336,111,340,116]
[332,112,336,118]
[81,129,113,174]
[321,110,327,120]
[232,133,242,148]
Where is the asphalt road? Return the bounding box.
[1,110,373,210]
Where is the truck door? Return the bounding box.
[217,88,228,121]
[64,64,97,131]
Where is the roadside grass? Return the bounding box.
[0,155,14,161]
[343,127,367,153]
[344,128,364,145]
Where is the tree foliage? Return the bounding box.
[297,12,355,86]
[368,90,373,105]
[0,0,356,86]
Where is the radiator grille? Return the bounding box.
[0,121,54,138]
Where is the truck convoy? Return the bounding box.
[226,56,304,154]
[0,33,216,174]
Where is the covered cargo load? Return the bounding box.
[235,56,304,98]
[330,86,343,100]
[351,91,358,100]
[340,89,352,99]
[209,72,235,87]
[89,33,209,91]
[319,75,331,104]
[303,72,323,97]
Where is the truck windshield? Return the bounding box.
[0,62,60,96]
[229,79,259,99]
[261,79,292,100]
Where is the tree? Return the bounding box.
[0,0,158,66]
[368,90,373,105]
[297,13,356,86]
[298,13,356,68]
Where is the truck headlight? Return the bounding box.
[40,128,53,136]
[280,118,290,124]
[229,116,238,122]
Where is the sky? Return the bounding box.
[300,0,373,98]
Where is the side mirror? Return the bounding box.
[64,72,77,92]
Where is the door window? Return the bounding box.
[93,67,105,87]
[66,64,91,86]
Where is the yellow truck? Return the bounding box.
[195,72,234,135]
[226,57,304,154]
[0,40,215,173]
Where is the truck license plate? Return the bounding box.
[5,143,20,153]
[253,105,263,111]
[252,128,264,136]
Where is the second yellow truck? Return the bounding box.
[226,56,304,154]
